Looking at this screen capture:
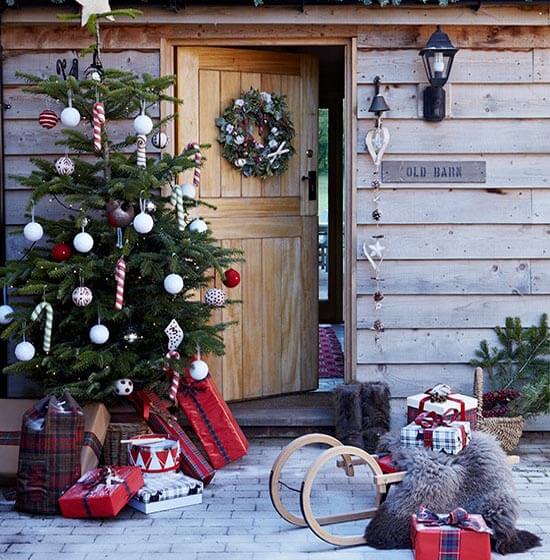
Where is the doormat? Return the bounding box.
[319,326,344,379]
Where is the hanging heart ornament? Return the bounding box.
[365,125,390,166]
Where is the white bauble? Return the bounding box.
[188,218,207,234]
[180,183,196,199]
[133,114,153,135]
[23,222,44,242]
[151,131,168,149]
[133,212,154,234]
[72,286,93,307]
[204,288,226,307]
[60,106,81,127]
[164,273,184,295]
[114,378,134,396]
[189,359,209,381]
[90,323,109,344]
[15,341,35,361]
[73,231,94,253]
[0,304,14,325]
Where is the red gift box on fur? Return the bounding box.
[59,466,143,518]
[411,507,492,560]
[176,372,248,469]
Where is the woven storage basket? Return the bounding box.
[473,367,524,452]
[102,422,152,466]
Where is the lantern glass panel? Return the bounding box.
[421,49,456,87]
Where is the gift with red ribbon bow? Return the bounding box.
[411,506,492,560]
[406,389,478,428]
[58,466,143,518]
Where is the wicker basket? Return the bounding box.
[102,422,152,466]
[473,367,524,452]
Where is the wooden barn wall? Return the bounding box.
[354,25,550,426]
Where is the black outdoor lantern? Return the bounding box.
[419,25,458,122]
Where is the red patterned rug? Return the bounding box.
[319,326,344,378]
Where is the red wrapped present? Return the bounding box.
[411,506,492,560]
[176,372,248,469]
[59,466,143,518]
[407,390,477,428]
[130,390,215,485]
[376,454,399,474]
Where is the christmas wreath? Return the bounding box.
[215,88,295,178]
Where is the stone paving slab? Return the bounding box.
[0,436,548,559]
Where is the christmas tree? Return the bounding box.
[0,10,240,402]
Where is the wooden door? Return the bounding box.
[176,47,319,401]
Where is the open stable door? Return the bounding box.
[176,47,319,401]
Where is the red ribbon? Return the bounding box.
[414,409,461,449]
[418,392,467,420]
[179,379,208,397]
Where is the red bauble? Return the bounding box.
[51,243,72,262]
[39,109,58,129]
[223,268,240,288]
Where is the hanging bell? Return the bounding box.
[368,76,391,116]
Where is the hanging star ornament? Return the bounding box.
[76,0,114,26]
[368,240,385,259]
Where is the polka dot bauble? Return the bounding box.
[204,288,226,307]
[114,378,134,396]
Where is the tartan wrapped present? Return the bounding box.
[130,390,215,485]
[81,404,110,475]
[59,466,143,518]
[16,393,84,515]
[407,390,478,428]
[176,371,249,469]
[400,411,471,455]
[411,506,492,560]
[0,399,35,478]
[128,471,203,513]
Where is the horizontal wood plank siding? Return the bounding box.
[355,26,550,399]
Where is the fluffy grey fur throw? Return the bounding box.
[365,431,541,555]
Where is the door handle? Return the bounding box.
[302,171,317,201]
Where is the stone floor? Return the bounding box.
[0,435,548,560]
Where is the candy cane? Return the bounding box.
[136,134,147,168]
[164,350,181,402]
[114,257,126,310]
[92,101,105,153]
[170,185,185,232]
[187,142,201,189]
[31,301,53,353]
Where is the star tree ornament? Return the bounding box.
[77,0,114,26]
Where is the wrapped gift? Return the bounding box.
[58,466,143,518]
[130,390,215,485]
[128,435,181,473]
[81,404,110,475]
[16,393,84,514]
[401,411,471,455]
[407,390,478,428]
[412,506,492,560]
[0,399,35,478]
[376,454,399,474]
[128,471,203,513]
[176,373,249,469]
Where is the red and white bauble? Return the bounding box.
[223,268,241,288]
[128,435,181,473]
[72,286,93,307]
[114,377,133,396]
[204,288,226,307]
[189,359,209,381]
[39,109,58,129]
[188,218,207,234]
[55,156,75,176]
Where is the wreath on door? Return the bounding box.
[215,88,295,179]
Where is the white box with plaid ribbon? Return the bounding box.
[400,420,471,455]
[128,471,203,513]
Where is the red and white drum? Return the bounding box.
[127,434,181,473]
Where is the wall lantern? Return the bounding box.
[419,25,458,122]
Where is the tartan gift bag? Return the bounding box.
[16,393,84,514]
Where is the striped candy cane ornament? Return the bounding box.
[114,257,126,310]
[170,185,185,232]
[31,301,53,353]
[164,350,181,402]
[187,142,202,189]
[92,101,105,153]
[136,135,147,168]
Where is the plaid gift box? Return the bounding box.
[401,412,471,455]
[128,471,203,513]
[407,391,478,429]
[411,506,492,560]
[16,393,84,515]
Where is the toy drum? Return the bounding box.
[127,434,181,473]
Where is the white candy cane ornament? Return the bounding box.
[92,101,105,152]
[114,257,126,310]
[187,142,202,189]
[30,300,53,353]
[136,134,147,168]
[170,185,185,232]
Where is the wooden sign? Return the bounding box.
[382,161,486,183]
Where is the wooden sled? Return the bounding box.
[269,433,520,547]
